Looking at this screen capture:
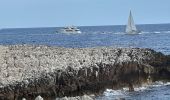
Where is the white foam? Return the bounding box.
[164,82,170,86]
[163,31,170,33]
[122,86,148,92]
[102,81,170,100]
[145,81,170,88]
[122,87,129,91]
[153,31,161,33]
[151,81,164,87]
[114,32,125,34]
[141,31,150,34]
[104,89,125,96]
[117,81,169,93]
[134,86,148,91]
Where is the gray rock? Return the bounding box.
[56,95,93,100]
[0,45,169,100]
[0,45,154,87]
[22,98,26,100]
[35,95,43,100]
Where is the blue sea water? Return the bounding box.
[0,24,170,99]
[0,24,170,55]
[96,82,170,100]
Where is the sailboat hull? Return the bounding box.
[126,30,141,34]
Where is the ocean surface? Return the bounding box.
[96,81,170,100]
[0,24,170,99]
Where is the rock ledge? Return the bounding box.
[0,45,170,100]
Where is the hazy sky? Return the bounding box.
[0,0,170,28]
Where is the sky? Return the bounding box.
[0,0,170,28]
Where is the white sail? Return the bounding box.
[126,11,138,34]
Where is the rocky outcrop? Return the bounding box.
[0,45,170,100]
[55,94,94,100]
[34,95,43,100]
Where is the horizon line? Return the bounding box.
[1,23,170,29]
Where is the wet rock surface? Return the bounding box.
[0,45,170,100]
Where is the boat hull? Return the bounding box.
[57,27,82,34]
[126,30,141,35]
[57,30,82,34]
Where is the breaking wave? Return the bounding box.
[96,81,170,100]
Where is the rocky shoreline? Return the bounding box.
[0,45,170,100]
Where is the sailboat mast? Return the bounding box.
[129,11,132,28]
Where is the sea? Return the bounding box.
[0,24,170,100]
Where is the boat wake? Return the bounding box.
[163,31,170,33]
[85,30,170,35]
[151,31,170,34]
[133,30,170,34]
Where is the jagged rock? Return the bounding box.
[56,95,93,100]
[0,45,169,100]
[35,95,43,100]
[81,94,94,100]
[22,98,26,100]
[56,97,68,100]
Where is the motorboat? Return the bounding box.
[57,26,82,34]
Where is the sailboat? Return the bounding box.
[126,10,140,34]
